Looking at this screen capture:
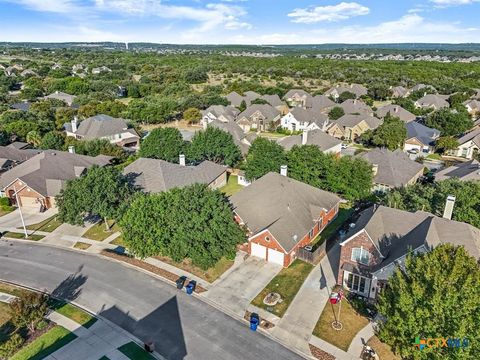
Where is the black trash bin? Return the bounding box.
[144,341,155,353]
[176,276,187,290]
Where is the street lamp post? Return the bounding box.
[13,186,28,238]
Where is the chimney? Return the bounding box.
[302,129,308,145]
[394,106,399,113]
[280,165,288,177]
[179,154,186,166]
[372,164,378,176]
[353,99,357,105]
[71,116,78,133]
[443,195,456,220]
[68,146,75,154]
[202,119,208,130]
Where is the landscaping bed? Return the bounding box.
[117,341,156,360]
[101,250,207,293]
[367,336,401,360]
[3,232,45,241]
[308,344,336,360]
[251,260,314,317]
[25,215,63,232]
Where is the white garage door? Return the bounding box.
[20,196,39,208]
[268,249,285,266]
[251,243,267,260]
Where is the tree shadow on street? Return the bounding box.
[50,265,88,301]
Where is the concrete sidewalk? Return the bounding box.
[348,322,375,357]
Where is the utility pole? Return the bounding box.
[13,186,28,238]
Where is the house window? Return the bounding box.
[309,229,314,239]
[351,247,370,265]
[265,236,270,242]
[346,273,367,294]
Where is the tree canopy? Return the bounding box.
[328,106,345,120]
[139,127,185,163]
[425,108,473,136]
[360,114,407,150]
[244,137,286,181]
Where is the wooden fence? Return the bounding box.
[297,240,327,264]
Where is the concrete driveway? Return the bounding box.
[0,207,56,229]
[205,257,282,316]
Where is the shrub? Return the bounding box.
[0,333,25,358]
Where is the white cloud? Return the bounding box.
[2,0,81,13]
[288,2,369,24]
[430,0,479,7]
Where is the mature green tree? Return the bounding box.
[187,127,241,167]
[26,130,42,147]
[245,137,286,180]
[369,114,407,150]
[435,136,459,153]
[238,100,247,112]
[183,107,201,124]
[328,106,345,120]
[120,185,245,269]
[55,107,77,130]
[10,292,48,333]
[56,166,135,229]
[377,244,480,359]
[139,127,185,163]
[330,156,373,201]
[184,68,208,84]
[368,84,390,100]
[0,130,8,146]
[338,91,356,102]
[425,108,473,136]
[40,131,65,150]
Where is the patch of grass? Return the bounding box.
[4,232,45,241]
[25,215,63,232]
[0,302,12,342]
[0,206,14,217]
[426,153,443,160]
[313,298,369,352]
[118,341,156,360]
[110,235,125,246]
[257,132,286,139]
[0,282,31,297]
[311,205,353,249]
[48,300,97,329]
[367,336,401,360]
[251,260,314,317]
[11,325,77,360]
[154,256,234,283]
[83,220,120,241]
[73,241,92,250]
[220,175,243,196]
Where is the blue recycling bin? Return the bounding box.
[250,317,259,331]
[186,283,194,295]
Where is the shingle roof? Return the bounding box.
[238,104,280,123]
[230,172,341,253]
[0,151,111,196]
[376,104,416,123]
[390,86,409,98]
[457,128,480,147]
[203,105,239,122]
[10,102,32,112]
[311,95,336,111]
[261,94,285,108]
[339,99,373,115]
[226,91,260,107]
[278,129,341,152]
[74,114,138,140]
[405,122,440,146]
[208,120,250,155]
[0,146,42,163]
[435,159,480,182]
[122,158,227,193]
[335,114,382,130]
[359,148,425,188]
[465,99,480,111]
[415,94,449,109]
[45,91,76,106]
[324,84,367,98]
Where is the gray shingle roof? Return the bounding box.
[324,84,368,98]
[405,122,440,146]
[45,91,76,106]
[339,99,373,115]
[335,114,382,130]
[0,151,111,196]
[278,129,341,152]
[230,172,341,253]
[261,94,285,108]
[376,104,416,123]
[208,120,250,155]
[311,95,336,111]
[74,114,137,140]
[203,105,239,122]
[457,128,480,147]
[390,86,409,98]
[122,158,227,193]
[237,104,280,123]
[359,148,425,188]
[0,146,42,163]
[415,94,449,109]
[435,159,480,182]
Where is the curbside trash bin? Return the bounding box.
[144,342,155,353]
[250,313,259,331]
[186,280,196,295]
[176,276,187,290]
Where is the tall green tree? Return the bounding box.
[56,166,136,229]
[328,106,345,120]
[368,114,407,150]
[435,136,459,153]
[139,127,185,163]
[425,108,473,136]
[377,244,480,359]
[245,137,286,181]
[187,127,241,167]
[338,91,356,102]
[120,185,245,269]
[40,131,65,150]
[10,292,48,333]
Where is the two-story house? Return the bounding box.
[236,104,281,132]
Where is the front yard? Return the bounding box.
[83,220,121,241]
[118,341,156,360]
[25,215,63,232]
[251,260,313,317]
[3,232,45,241]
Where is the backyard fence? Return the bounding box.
[297,241,326,264]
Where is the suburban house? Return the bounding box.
[260,95,289,115]
[230,170,341,267]
[326,114,382,141]
[324,84,368,100]
[283,89,313,109]
[122,156,227,193]
[0,146,41,173]
[338,205,480,299]
[448,129,480,159]
[390,86,410,98]
[404,122,440,154]
[414,94,450,110]
[20,69,37,77]
[376,104,416,123]
[202,105,239,124]
[65,114,140,148]
[338,99,373,116]
[435,159,480,182]
[0,151,111,209]
[91,66,112,74]
[10,102,32,112]
[207,120,255,155]
[236,104,281,132]
[44,91,77,106]
[280,108,329,132]
[464,99,480,115]
[278,129,342,155]
[411,84,436,93]
[226,91,260,108]
[7,142,31,150]
[311,95,336,113]
[359,148,425,192]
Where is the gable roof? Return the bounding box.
[390,86,409,98]
[415,94,449,109]
[376,104,416,123]
[0,146,42,164]
[208,120,250,155]
[261,94,285,108]
[278,129,341,152]
[122,158,226,193]
[73,114,138,140]
[457,128,480,147]
[325,84,368,98]
[405,122,440,146]
[238,104,280,122]
[45,91,76,106]
[359,148,425,188]
[203,105,239,122]
[10,102,32,112]
[226,91,260,107]
[465,99,480,111]
[335,114,382,130]
[312,95,336,111]
[0,151,111,196]
[339,99,373,115]
[435,159,480,182]
[230,172,341,253]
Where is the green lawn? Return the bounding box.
[311,205,353,249]
[0,206,14,217]
[4,232,45,241]
[313,298,369,352]
[426,153,443,160]
[118,342,156,360]
[11,326,77,360]
[0,302,12,342]
[251,260,314,317]
[83,220,120,241]
[25,215,63,232]
[110,235,125,246]
[73,241,92,250]
[49,300,97,328]
[220,175,243,196]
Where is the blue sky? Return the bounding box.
[1,0,480,44]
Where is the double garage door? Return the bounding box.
[20,196,40,208]
[250,243,285,266]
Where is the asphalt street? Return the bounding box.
[0,240,305,360]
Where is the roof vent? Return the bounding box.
[293,234,298,242]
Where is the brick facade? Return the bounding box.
[4,179,47,209]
